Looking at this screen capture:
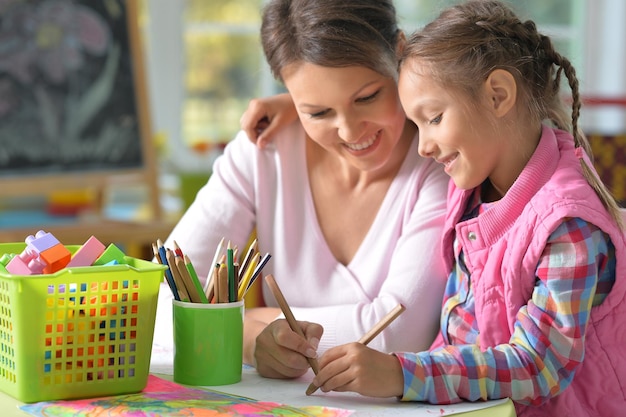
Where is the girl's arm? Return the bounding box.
[311,219,613,403]
[240,93,297,148]
[396,218,613,405]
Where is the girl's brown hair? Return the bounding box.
[260,0,400,82]
[401,0,623,228]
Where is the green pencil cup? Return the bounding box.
[173,300,244,386]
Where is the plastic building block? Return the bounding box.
[40,244,72,274]
[25,230,60,254]
[6,249,46,274]
[93,244,126,266]
[67,236,106,267]
[6,255,34,275]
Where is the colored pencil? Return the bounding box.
[203,237,224,294]
[166,249,189,301]
[237,252,261,300]
[227,246,236,302]
[265,274,320,374]
[184,254,209,303]
[174,254,204,303]
[217,263,229,303]
[305,303,406,395]
[207,263,219,303]
[245,252,271,293]
[172,240,184,257]
[238,239,258,280]
[155,240,180,301]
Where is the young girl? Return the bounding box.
[305,1,626,416]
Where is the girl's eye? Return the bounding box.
[356,90,380,103]
[429,114,442,125]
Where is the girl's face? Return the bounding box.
[398,61,507,192]
[281,62,407,172]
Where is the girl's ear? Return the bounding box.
[484,69,517,117]
[395,30,407,60]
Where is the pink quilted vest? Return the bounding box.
[441,126,626,416]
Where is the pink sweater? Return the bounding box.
[161,121,449,354]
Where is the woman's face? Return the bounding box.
[281,62,407,172]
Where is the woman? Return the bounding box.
[161,0,448,379]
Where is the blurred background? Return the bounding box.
[146,0,625,208]
[0,0,623,255]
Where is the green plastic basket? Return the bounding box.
[0,243,166,403]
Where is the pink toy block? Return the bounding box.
[6,249,46,274]
[25,230,61,254]
[40,244,72,274]
[6,255,35,275]
[67,236,106,267]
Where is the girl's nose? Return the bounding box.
[417,134,436,157]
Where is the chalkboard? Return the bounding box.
[0,0,156,199]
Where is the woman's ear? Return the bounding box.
[483,69,516,117]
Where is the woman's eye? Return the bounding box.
[429,114,442,125]
[357,90,380,103]
[309,109,329,118]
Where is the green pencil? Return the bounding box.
[184,254,209,303]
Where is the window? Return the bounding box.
[145,0,623,170]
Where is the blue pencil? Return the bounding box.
[156,240,180,301]
[243,253,271,295]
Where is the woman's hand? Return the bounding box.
[310,343,404,397]
[254,318,323,379]
[240,93,297,148]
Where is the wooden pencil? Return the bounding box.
[203,237,224,293]
[217,263,229,303]
[166,249,190,302]
[264,274,320,374]
[238,239,258,280]
[206,263,219,303]
[305,303,406,396]
[174,255,203,303]
[237,252,261,300]
[183,254,209,303]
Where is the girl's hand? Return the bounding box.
[240,93,297,149]
[254,318,323,379]
[311,343,404,397]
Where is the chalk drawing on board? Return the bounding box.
[0,0,145,177]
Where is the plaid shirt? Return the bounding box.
[396,198,616,405]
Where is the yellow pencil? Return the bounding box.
[237,252,261,300]
[305,303,406,395]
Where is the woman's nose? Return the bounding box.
[337,114,365,143]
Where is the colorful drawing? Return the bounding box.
[20,374,354,417]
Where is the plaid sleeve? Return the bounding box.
[395,218,614,405]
